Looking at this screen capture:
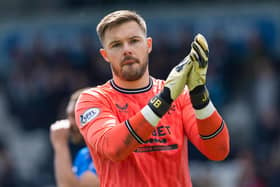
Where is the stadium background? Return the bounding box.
[0,1,279,186]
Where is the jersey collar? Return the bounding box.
[110,78,153,94]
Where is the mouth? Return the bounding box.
[121,57,139,66]
[122,60,136,65]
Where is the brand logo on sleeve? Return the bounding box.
[80,108,100,127]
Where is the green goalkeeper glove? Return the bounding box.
[187,33,210,109]
[142,55,192,126]
[163,56,192,102]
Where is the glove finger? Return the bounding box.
[195,34,209,53]
[190,46,199,62]
[194,40,209,60]
[192,41,208,68]
[194,34,209,68]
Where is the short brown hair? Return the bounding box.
[96,10,147,44]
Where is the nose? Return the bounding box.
[123,42,132,56]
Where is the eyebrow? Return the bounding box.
[108,35,143,46]
[130,36,143,41]
[109,40,121,47]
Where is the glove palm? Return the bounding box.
[187,33,209,91]
[164,56,192,101]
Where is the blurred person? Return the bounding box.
[75,10,230,187]
[50,88,99,187]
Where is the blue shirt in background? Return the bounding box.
[72,147,97,177]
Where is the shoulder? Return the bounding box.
[82,81,111,96]
[77,81,114,106]
[80,81,118,100]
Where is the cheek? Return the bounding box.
[107,53,123,69]
[106,51,120,62]
[140,48,150,61]
[139,44,150,57]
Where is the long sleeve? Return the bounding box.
[182,91,230,161]
[75,80,209,187]
[75,91,155,162]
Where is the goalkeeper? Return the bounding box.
[75,10,230,187]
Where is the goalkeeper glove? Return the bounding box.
[187,33,210,109]
[162,56,192,102]
[141,55,192,126]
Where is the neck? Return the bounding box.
[112,71,150,89]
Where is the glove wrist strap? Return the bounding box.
[148,94,171,118]
[142,88,172,127]
[190,85,210,109]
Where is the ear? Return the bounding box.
[147,37,152,54]
[100,48,110,63]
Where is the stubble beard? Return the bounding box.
[112,57,148,81]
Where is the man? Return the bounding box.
[75,10,230,187]
[50,89,99,187]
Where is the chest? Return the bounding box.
[109,93,185,147]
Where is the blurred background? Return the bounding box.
[0,0,279,187]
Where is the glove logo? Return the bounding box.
[150,97,162,108]
[175,60,187,72]
[202,93,208,102]
[80,108,100,127]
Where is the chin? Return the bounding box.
[121,68,145,81]
[122,73,143,81]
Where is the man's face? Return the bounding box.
[100,21,152,81]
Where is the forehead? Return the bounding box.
[103,21,145,45]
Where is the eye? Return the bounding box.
[111,42,121,48]
[130,39,139,44]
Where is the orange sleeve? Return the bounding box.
[181,91,230,161]
[75,91,155,162]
